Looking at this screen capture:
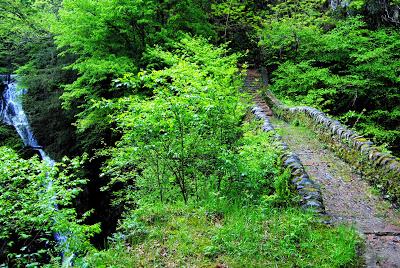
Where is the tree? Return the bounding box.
[0,0,59,72]
[259,12,400,154]
[51,0,214,152]
[98,37,247,207]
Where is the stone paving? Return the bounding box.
[246,69,400,267]
[276,119,400,268]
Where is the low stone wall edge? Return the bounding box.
[262,90,400,204]
[251,106,325,213]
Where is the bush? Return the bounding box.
[260,15,400,154]
[98,37,248,207]
[0,147,99,266]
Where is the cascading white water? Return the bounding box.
[329,0,350,10]
[330,0,339,10]
[0,75,73,266]
[0,76,55,165]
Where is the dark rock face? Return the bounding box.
[0,77,6,95]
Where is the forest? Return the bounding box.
[0,0,399,267]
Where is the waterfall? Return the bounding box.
[329,0,350,10]
[0,75,73,266]
[0,76,55,165]
[330,0,339,10]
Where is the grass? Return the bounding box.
[81,121,362,267]
[83,200,361,268]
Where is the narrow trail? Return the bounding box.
[246,70,400,267]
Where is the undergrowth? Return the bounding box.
[83,201,360,268]
[81,121,361,268]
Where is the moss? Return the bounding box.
[262,91,400,205]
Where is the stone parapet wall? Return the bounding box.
[252,106,325,213]
[263,90,400,204]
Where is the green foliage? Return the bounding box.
[53,0,214,109]
[16,42,79,159]
[0,0,59,72]
[98,37,247,206]
[0,0,79,159]
[0,124,23,150]
[270,61,342,109]
[258,0,327,65]
[210,0,261,56]
[48,0,215,152]
[220,122,294,205]
[82,106,360,267]
[334,0,400,26]
[213,207,359,267]
[0,147,99,266]
[260,13,400,154]
[0,2,371,266]
[83,202,360,267]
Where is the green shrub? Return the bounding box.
[260,15,400,154]
[97,37,248,207]
[0,147,99,266]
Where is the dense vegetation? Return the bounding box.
[0,0,398,266]
[258,1,400,154]
[0,147,98,267]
